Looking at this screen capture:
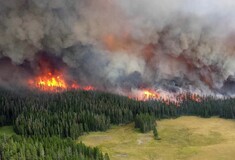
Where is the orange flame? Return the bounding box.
[142,89,160,100]
[128,88,202,105]
[28,72,67,92]
[28,71,95,92]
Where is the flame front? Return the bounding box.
[128,88,202,105]
[29,72,68,92]
[39,73,67,88]
[28,71,95,92]
[28,68,200,104]
[143,89,160,100]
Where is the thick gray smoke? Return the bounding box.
[1,0,235,96]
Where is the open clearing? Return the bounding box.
[79,116,235,160]
[0,126,14,136]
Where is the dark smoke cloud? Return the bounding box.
[0,0,235,96]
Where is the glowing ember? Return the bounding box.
[70,83,95,91]
[83,86,95,91]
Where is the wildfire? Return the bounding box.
[28,72,66,92]
[129,88,202,105]
[143,89,160,100]
[28,71,95,92]
[190,94,202,102]
[131,89,168,101]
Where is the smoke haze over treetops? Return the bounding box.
[1,0,235,96]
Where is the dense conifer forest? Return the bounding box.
[0,88,235,159]
[0,135,109,160]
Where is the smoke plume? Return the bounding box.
[1,0,235,96]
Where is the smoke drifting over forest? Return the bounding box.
[1,0,235,96]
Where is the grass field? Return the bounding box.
[0,126,14,136]
[79,116,235,160]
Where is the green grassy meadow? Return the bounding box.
[0,126,14,136]
[79,116,235,160]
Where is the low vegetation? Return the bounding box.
[0,126,14,136]
[79,116,235,160]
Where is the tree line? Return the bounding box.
[0,89,235,139]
